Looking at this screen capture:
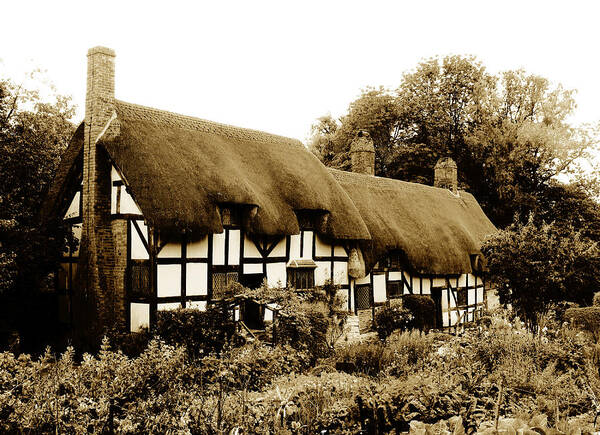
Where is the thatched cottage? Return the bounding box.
[45,47,496,335]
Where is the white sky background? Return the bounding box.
[1,0,599,143]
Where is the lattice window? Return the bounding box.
[212,271,238,299]
[386,281,402,298]
[129,260,151,297]
[288,268,314,290]
[220,206,241,227]
[456,288,468,307]
[355,285,372,310]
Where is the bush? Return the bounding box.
[565,306,600,342]
[594,292,600,307]
[403,295,436,331]
[154,305,236,358]
[199,343,311,392]
[374,305,414,340]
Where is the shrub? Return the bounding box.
[564,306,600,342]
[594,292,600,307]
[403,295,436,331]
[385,330,434,376]
[335,340,387,377]
[154,305,236,358]
[374,305,414,340]
[200,343,312,392]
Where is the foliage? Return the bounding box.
[565,307,600,342]
[482,214,600,327]
[309,55,599,230]
[374,305,414,339]
[0,73,76,350]
[1,310,599,433]
[153,305,236,358]
[403,294,436,332]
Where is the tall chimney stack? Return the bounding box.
[434,157,458,194]
[350,130,375,175]
[77,46,122,341]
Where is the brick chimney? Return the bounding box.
[76,47,124,341]
[350,130,375,175]
[434,157,458,194]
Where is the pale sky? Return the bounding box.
[1,0,599,142]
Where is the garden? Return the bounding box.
[2,282,600,434]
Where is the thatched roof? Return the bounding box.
[99,101,370,239]
[330,169,497,275]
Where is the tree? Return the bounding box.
[481,215,600,327]
[0,72,75,348]
[309,56,599,229]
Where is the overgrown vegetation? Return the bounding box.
[2,309,600,433]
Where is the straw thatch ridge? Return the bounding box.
[330,168,497,274]
[42,123,85,221]
[99,101,371,239]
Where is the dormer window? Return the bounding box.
[220,206,241,227]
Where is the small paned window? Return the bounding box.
[386,281,402,298]
[212,271,239,299]
[295,211,315,230]
[288,268,314,290]
[129,260,151,297]
[220,207,241,227]
[456,288,468,307]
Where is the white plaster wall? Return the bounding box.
[243,235,262,258]
[187,237,209,258]
[432,277,446,288]
[266,262,286,287]
[243,263,263,274]
[212,232,226,265]
[158,241,181,258]
[228,230,240,265]
[269,237,286,257]
[315,235,330,257]
[421,278,431,294]
[157,264,181,297]
[315,261,330,286]
[333,261,348,285]
[186,263,208,296]
[412,277,421,294]
[65,192,80,219]
[373,274,386,303]
[120,190,142,214]
[302,231,313,259]
[289,234,301,259]
[334,245,347,257]
[388,271,403,281]
[468,288,476,305]
[111,166,120,181]
[403,271,412,294]
[477,287,484,303]
[130,303,149,332]
[131,221,149,260]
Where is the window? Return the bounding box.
[288,269,314,290]
[386,281,402,298]
[287,259,316,290]
[212,271,238,299]
[220,206,241,227]
[456,288,468,307]
[129,259,151,297]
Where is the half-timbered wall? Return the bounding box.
[348,252,487,328]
